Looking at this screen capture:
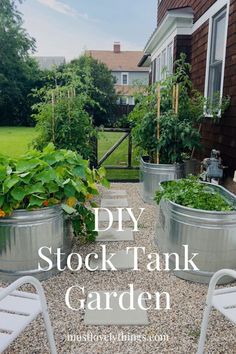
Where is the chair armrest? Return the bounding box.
[206,269,236,304]
[0,276,47,311]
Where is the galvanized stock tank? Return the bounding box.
[0,206,72,282]
[140,156,184,204]
[156,182,236,284]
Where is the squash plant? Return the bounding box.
[0,143,109,242]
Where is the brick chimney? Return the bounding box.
[113,42,121,53]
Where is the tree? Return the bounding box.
[0,0,41,125]
[68,55,117,126]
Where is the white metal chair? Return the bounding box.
[197,269,236,354]
[0,276,57,353]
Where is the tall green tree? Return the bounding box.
[68,55,117,126]
[0,0,41,125]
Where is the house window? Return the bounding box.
[167,43,173,75]
[122,73,129,85]
[156,55,161,82]
[161,49,167,79]
[206,6,228,109]
[120,96,128,105]
[152,58,156,83]
[151,41,173,83]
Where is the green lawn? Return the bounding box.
[98,131,139,180]
[0,127,37,157]
[0,127,139,180]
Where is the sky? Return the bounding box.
[19,0,157,61]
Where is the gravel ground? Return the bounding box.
[2,183,236,354]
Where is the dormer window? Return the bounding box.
[122,73,129,85]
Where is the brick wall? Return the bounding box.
[158,0,217,25]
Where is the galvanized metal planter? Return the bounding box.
[183,159,200,177]
[140,156,184,204]
[155,182,236,284]
[0,206,72,282]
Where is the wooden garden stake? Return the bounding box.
[51,92,55,143]
[175,84,179,114]
[157,84,161,164]
[68,90,72,140]
[172,84,176,111]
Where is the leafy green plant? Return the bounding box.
[0,143,109,242]
[32,66,99,159]
[129,53,230,164]
[155,177,235,211]
[32,89,96,159]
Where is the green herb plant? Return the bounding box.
[155,177,235,212]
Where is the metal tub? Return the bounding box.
[140,156,184,204]
[183,159,201,177]
[0,206,72,282]
[156,182,236,284]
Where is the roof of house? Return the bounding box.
[34,56,66,70]
[115,85,147,96]
[85,50,149,72]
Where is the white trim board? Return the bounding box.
[148,0,230,61]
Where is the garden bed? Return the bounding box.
[155,180,236,284]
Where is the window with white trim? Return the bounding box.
[121,73,129,85]
[167,43,173,75]
[161,49,167,79]
[152,41,173,83]
[156,55,161,82]
[206,6,227,108]
[120,96,128,105]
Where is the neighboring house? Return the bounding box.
[139,0,236,174]
[86,43,149,106]
[34,56,66,70]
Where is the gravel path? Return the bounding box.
[2,183,236,354]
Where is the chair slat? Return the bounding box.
[213,291,236,311]
[0,293,41,315]
[0,312,37,332]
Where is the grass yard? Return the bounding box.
[0,127,139,180]
[98,131,139,180]
[0,127,37,157]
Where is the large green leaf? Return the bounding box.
[29,195,45,207]
[43,151,65,165]
[36,169,57,183]
[26,183,45,194]
[0,166,7,182]
[64,184,76,197]
[47,181,59,193]
[3,176,19,193]
[73,165,86,179]
[16,159,41,173]
[11,186,26,201]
